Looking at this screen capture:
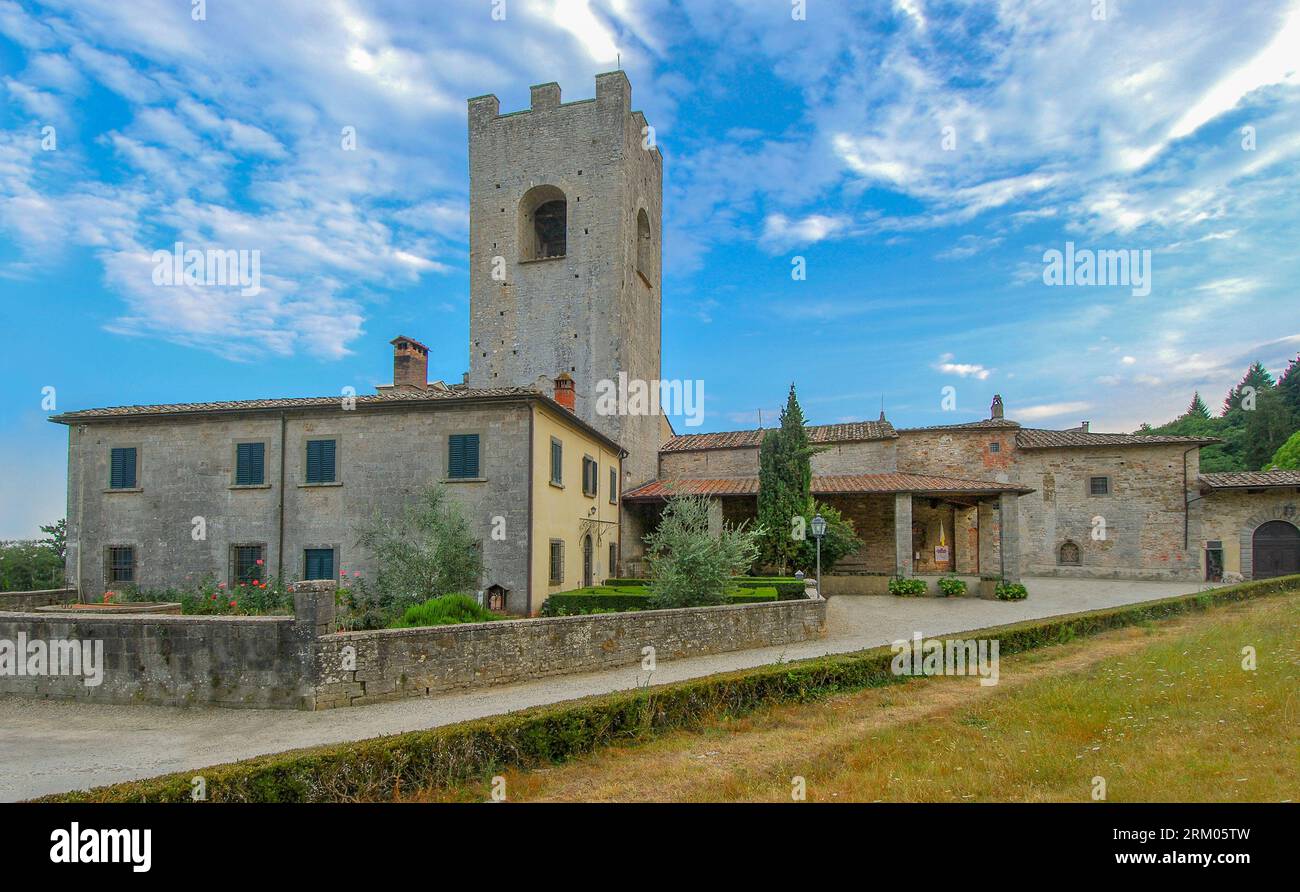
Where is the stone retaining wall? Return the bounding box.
[313,596,828,709]
[1,581,826,710]
[0,588,77,611]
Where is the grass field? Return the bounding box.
[414,592,1299,803]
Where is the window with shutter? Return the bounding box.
[550,438,563,485]
[235,442,266,485]
[110,447,137,489]
[448,434,480,479]
[305,548,335,581]
[582,456,597,497]
[305,440,336,483]
[609,467,617,504]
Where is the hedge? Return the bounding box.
[541,585,779,615]
[39,574,1299,803]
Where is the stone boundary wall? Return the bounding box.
[314,596,828,710]
[1,581,825,711]
[0,588,77,611]
[0,586,332,709]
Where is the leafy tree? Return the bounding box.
[1268,430,1300,470]
[39,518,67,562]
[1222,361,1275,417]
[353,484,482,611]
[757,384,817,571]
[793,501,863,575]
[1243,387,1297,470]
[645,495,763,609]
[0,540,64,591]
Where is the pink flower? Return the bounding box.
[218,582,227,589]
[340,570,347,577]
[353,571,360,578]
[255,559,264,566]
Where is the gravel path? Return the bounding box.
[0,577,1209,800]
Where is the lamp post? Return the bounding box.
[810,513,827,597]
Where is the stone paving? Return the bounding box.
[0,577,1211,801]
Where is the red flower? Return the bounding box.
[229,600,237,608]
[255,559,264,566]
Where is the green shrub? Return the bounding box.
[995,581,1029,601]
[390,594,504,628]
[604,578,650,587]
[540,585,778,616]
[46,576,1297,803]
[938,576,967,598]
[889,577,928,597]
[645,495,764,609]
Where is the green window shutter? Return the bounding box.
[110,447,137,489]
[306,440,336,483]
[448,435,481,479]
[551,440,562,484]
[236,443,265,485]
[305,548,334,580]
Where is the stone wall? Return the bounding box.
[0,588,77,611]
[0,611,313,709]
[1201,488,1300,579]
[314,597,828,709]
[1015,445,1200,580]
[811,439,898,475]
[658,447,759,479]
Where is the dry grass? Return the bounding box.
[413,594,1299,803]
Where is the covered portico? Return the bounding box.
[621,473,1034,591]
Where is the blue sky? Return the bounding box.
[2,0,1299,538]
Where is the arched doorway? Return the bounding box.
[582,535,593,588]
[1252,521,1300,579]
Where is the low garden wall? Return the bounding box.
[0,587,332,709]
[1,581,826,711]
[0,587,78,611]
[316,595,828,709]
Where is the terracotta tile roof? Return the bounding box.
[48,386,538,421]
[661,419,897,453]
[623,473,1032,501]
[1015,429,1219,449]
[49,385,629,455]
[1199,470,1300,490]
[813,473,1033,495]
[622,478,761,499]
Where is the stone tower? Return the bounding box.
[466,71,663,486]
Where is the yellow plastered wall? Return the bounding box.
[530,404,622,614]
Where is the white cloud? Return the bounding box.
[934,353,991,380]
[1014,401,1093,422]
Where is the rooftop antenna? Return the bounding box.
[617,53,621,70]
[758,408,763,429]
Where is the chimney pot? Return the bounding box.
[1081,421,1090,432]
[553,372,575,412]
[391,336,429,389]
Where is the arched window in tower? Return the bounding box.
[636,208,653,284]
[519,185,567,260]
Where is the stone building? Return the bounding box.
[49,71,1300,613]
[52,338,624,616]
[625,397,1300,590]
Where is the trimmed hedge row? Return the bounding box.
[541,585,779,615]
[40,575,1299,803]
[603,576,806,600]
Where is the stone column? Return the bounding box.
[977,499,998,577]
[291,579,337,639]
[894,493,913,577]
[707,497,723,539]
[998,492,1021,582]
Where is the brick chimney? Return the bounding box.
[990,394,1004,420]
[391,336,429,389]
[553,372,575,412]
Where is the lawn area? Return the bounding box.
[416,591,1299,802]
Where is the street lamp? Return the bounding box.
[810,513,827,597]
